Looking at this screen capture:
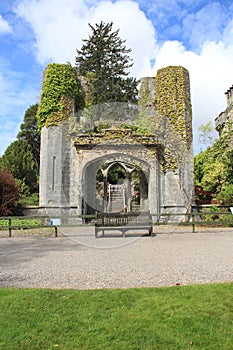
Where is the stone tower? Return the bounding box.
[215,84,233,135]
[141,66,193,212]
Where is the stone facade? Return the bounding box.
[215,85,233,135]
[39,66,194,223]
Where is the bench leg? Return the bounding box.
[95,228,105,238]
[149,226,153,236]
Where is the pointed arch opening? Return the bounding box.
[95,160,148,213]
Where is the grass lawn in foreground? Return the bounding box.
[0,283,232,349]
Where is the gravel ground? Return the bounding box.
[0,226,233,289]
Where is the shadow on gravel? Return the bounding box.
[0,237,86,270]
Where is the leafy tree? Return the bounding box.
[0,170,19,216]
[201,159,227,193]
[17,104,40,171]
[194,125,233,202]
[0,104,40,199]
[198,121,216,150]
[0,140,37,193]
[194,185,213,205]
[75,21,138,106]
[223,149,233,185]
[194,151,207,185]
[217,184,233,205]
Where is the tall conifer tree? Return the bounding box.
[17,104,40,171]
[75,21,138,105]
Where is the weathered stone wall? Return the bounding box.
[39,125,81,221]
[215,84,233,136]
[39,66,194,221]
[215,101,233,136]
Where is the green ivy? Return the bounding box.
[155,66,193,170]
[37,63,83,130]
[156,66,192,145]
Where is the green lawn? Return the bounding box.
[0,283,232,349]
[0,218,42,227]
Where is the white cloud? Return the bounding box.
[182,2,225,50]
[0,15,12,34]
[13,0,233,155]
[15,0,90,64]
[153,40,233,120]
[152,39,233,152]
[15,0,156,77]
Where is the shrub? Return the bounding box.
[0,170,19,216]
[217,184,233,206]
[195,185,213,205]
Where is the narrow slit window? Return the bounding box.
[52,156,56,190]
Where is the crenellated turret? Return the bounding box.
[225,85,233,107]
[215,84,233,135]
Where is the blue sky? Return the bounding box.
[0,0,233,155]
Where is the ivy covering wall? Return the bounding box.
[156,66,192,146]
[37,63,83,130]
[139,77,156,108]
[37,63,193,172]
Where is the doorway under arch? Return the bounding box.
[95,160,148,213]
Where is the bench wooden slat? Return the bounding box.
[95,211,153,238]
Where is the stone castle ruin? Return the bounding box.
[215,84,233,135]
[39,65,194,223]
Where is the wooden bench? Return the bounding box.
[95,211,153,238]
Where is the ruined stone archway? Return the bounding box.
[95,160,149,213]
[82,153,151,216]
[38,66,194,225]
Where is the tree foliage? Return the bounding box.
[17,104,40,171]
[0,170,19,216]
[0,104,40,202]
[75,21,138,105]
[217,184,233,205]
[194,127,233,204]
[0,140,37,193]
[198,121,216,150]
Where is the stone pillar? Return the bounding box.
[39,126,65,211]
[126,172,132,212]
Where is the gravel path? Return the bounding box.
[0,226,233,289]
